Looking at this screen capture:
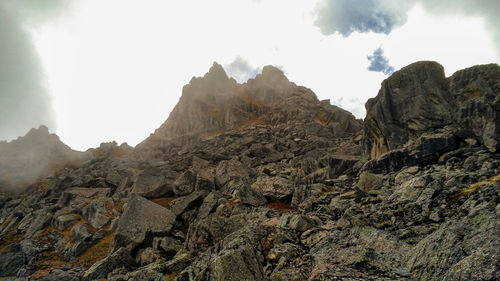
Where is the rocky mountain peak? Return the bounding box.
[206,62,229,81]
[140,62,362,148]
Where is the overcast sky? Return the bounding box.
[1,0,498,150]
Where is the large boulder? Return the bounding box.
[112,195,176,251]
[131,167,176,198]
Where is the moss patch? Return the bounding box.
[453,174,500,200]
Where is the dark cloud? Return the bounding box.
[367,48,394,75]
[224,57,262,83]
[314,0,408,36]
[315,0,500,58]
[0,1,70,141]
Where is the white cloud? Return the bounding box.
[22,0,499,150]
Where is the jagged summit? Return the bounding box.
[140,62,361,148]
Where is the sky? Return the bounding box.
[0,0,498,151]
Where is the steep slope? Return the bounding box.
[0,62,498,281]
[0,126,84,194]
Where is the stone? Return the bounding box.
[170,191,206,217]
[356,171,383,194]
[82,198,111,229]
[82,247,135,281]
[173,170,196,196]
[251,176,294,202]
[58,188,111,207]
[24,210,52,239]
[53,214,79,231]
[70,224,91,241]
[113,195,176,251]
[215,159,251,187]
[288,215,311,232]
[153,236,183,256]
[364,61,454,159]
[234,184,267,207]
[131,167,176,198]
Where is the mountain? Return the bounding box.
[0,61,499,281]
[139,62,361,148]
[0,125,84,194]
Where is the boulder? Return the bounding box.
[53,214,79,231]
[82,247,135,281]
[82,198,111,229]
[251,176,294,202]
[131,167,176,198]
[113,195,176,251]
[170,191,206,217]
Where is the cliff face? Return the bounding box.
[364,61,500,160]
[0,62,499,281]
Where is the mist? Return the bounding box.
[224,57,262,83]
[0,0,71,141]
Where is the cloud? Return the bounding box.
[224,57,262,83]
[314,0,409,36]
[314,0,500,57]
[367,48,394,75]
[0,0,70,141]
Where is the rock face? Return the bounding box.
[364,61,500,161]
[0,61,499,281]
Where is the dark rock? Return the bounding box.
[0,243,25,277]
[170,191,206,217]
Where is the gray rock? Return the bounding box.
[132,167,176,198]
[82,247,134,281]
[153,236,183,256]
[113,195,176,251]
[53,214,79,231]
[173,170,196,196]
[24,210,52,239]
[215,159,251,187]
[170,191,206,217]
[289,215,311,232]
[82,198,111,229]
[0,243,25,277]
[251,176,293,202]
[70,224,91,241]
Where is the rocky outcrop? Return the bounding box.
[364,61,500,172]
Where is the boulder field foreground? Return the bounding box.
[0,61,499,281]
